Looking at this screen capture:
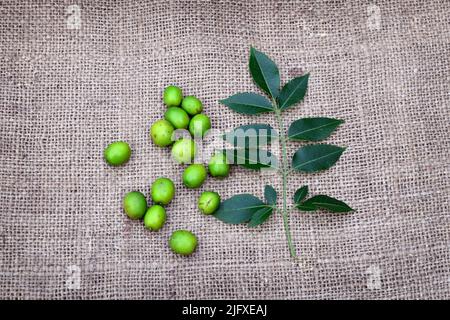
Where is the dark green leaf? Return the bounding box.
[302,195,354,212]
[224,148,278,170]
[213,194,267,224]
[264,185,277,205]
[248,206,274,227]
[292,144,345,173]
[296,204,317,211]
[223,124,278,148]
[220,93,274,115]
[288,117,344,141]
[293,185,308,204]
[249,47,280,99]
[278,74,309,110]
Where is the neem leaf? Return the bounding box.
[278,74,309,110]
[249,47,280,99]
[213,194,267,224]
[288,117,344,141]
[220,93,274,115]
[293,185,308,204]
[224,148,278,170]
[296,203,317,211]
[302,195,354,213]
[223,124,278,148]
[264,185,277,205]
[292,144,345,173]
[248,206,274,227]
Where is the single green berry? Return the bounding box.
[198,191,220,215]
[151,177,175,205]
[123,191,147,219]
[181,96,203,115]
[208,152,230,178]
[171,138,196,164]
[169,230,198,255]
[144,205,167,231]
[104,141,131,166]
[164,107,190,129]
[182,164,207,189]
[189,114,211,137]
[163,85,183,107]
[150,119,174,147]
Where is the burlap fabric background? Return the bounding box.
[0,0,449,299]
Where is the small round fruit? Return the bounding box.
[169,230,198,255]
[163,85,183,107]
[208,152,230,178]
[171,138,196,164]
[123,191,147,219]
[104,141,131,166]
[182,164,207,188]
[181,96,203,115]
[164,107,190,129]
[151,177,175,205]
[189,114,211,137]
[198,191,220,215]
[144,205,167,231]
[150,119,174,147]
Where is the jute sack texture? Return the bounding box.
[0,0,449,299]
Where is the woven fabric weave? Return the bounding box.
[0,0,449,299]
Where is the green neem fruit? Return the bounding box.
[208,152,230,178]
[123,191,147,219]
[169,230,198,255]
[144,205,167,231]
[181,96,203,115]
[164,107,190,129]
[198,191,220,215]
[189,114,211,137]
[104,141,131,166]
[182,164,207,189]
[163,85,183,107]
[171,138,196,164]
[150,119,174,147]
[151,177,175,205]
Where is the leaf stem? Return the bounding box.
[274,104,297,258]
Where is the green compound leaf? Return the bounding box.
[278,74,309,110]
[224,148,278,170]
[223,124,278,148]
[293,185,308,204]
[214,194,268,224]
[249,47,280,99]
[248,206,274,227]
[300,195,354,213]
[288,117,344,141]
[220,92,274,115]
[292,144,345,173]
[264,185,277,205]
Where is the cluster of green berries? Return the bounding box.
[103,85,229,256]
[151,85,230,188]
[121,178,197,255]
